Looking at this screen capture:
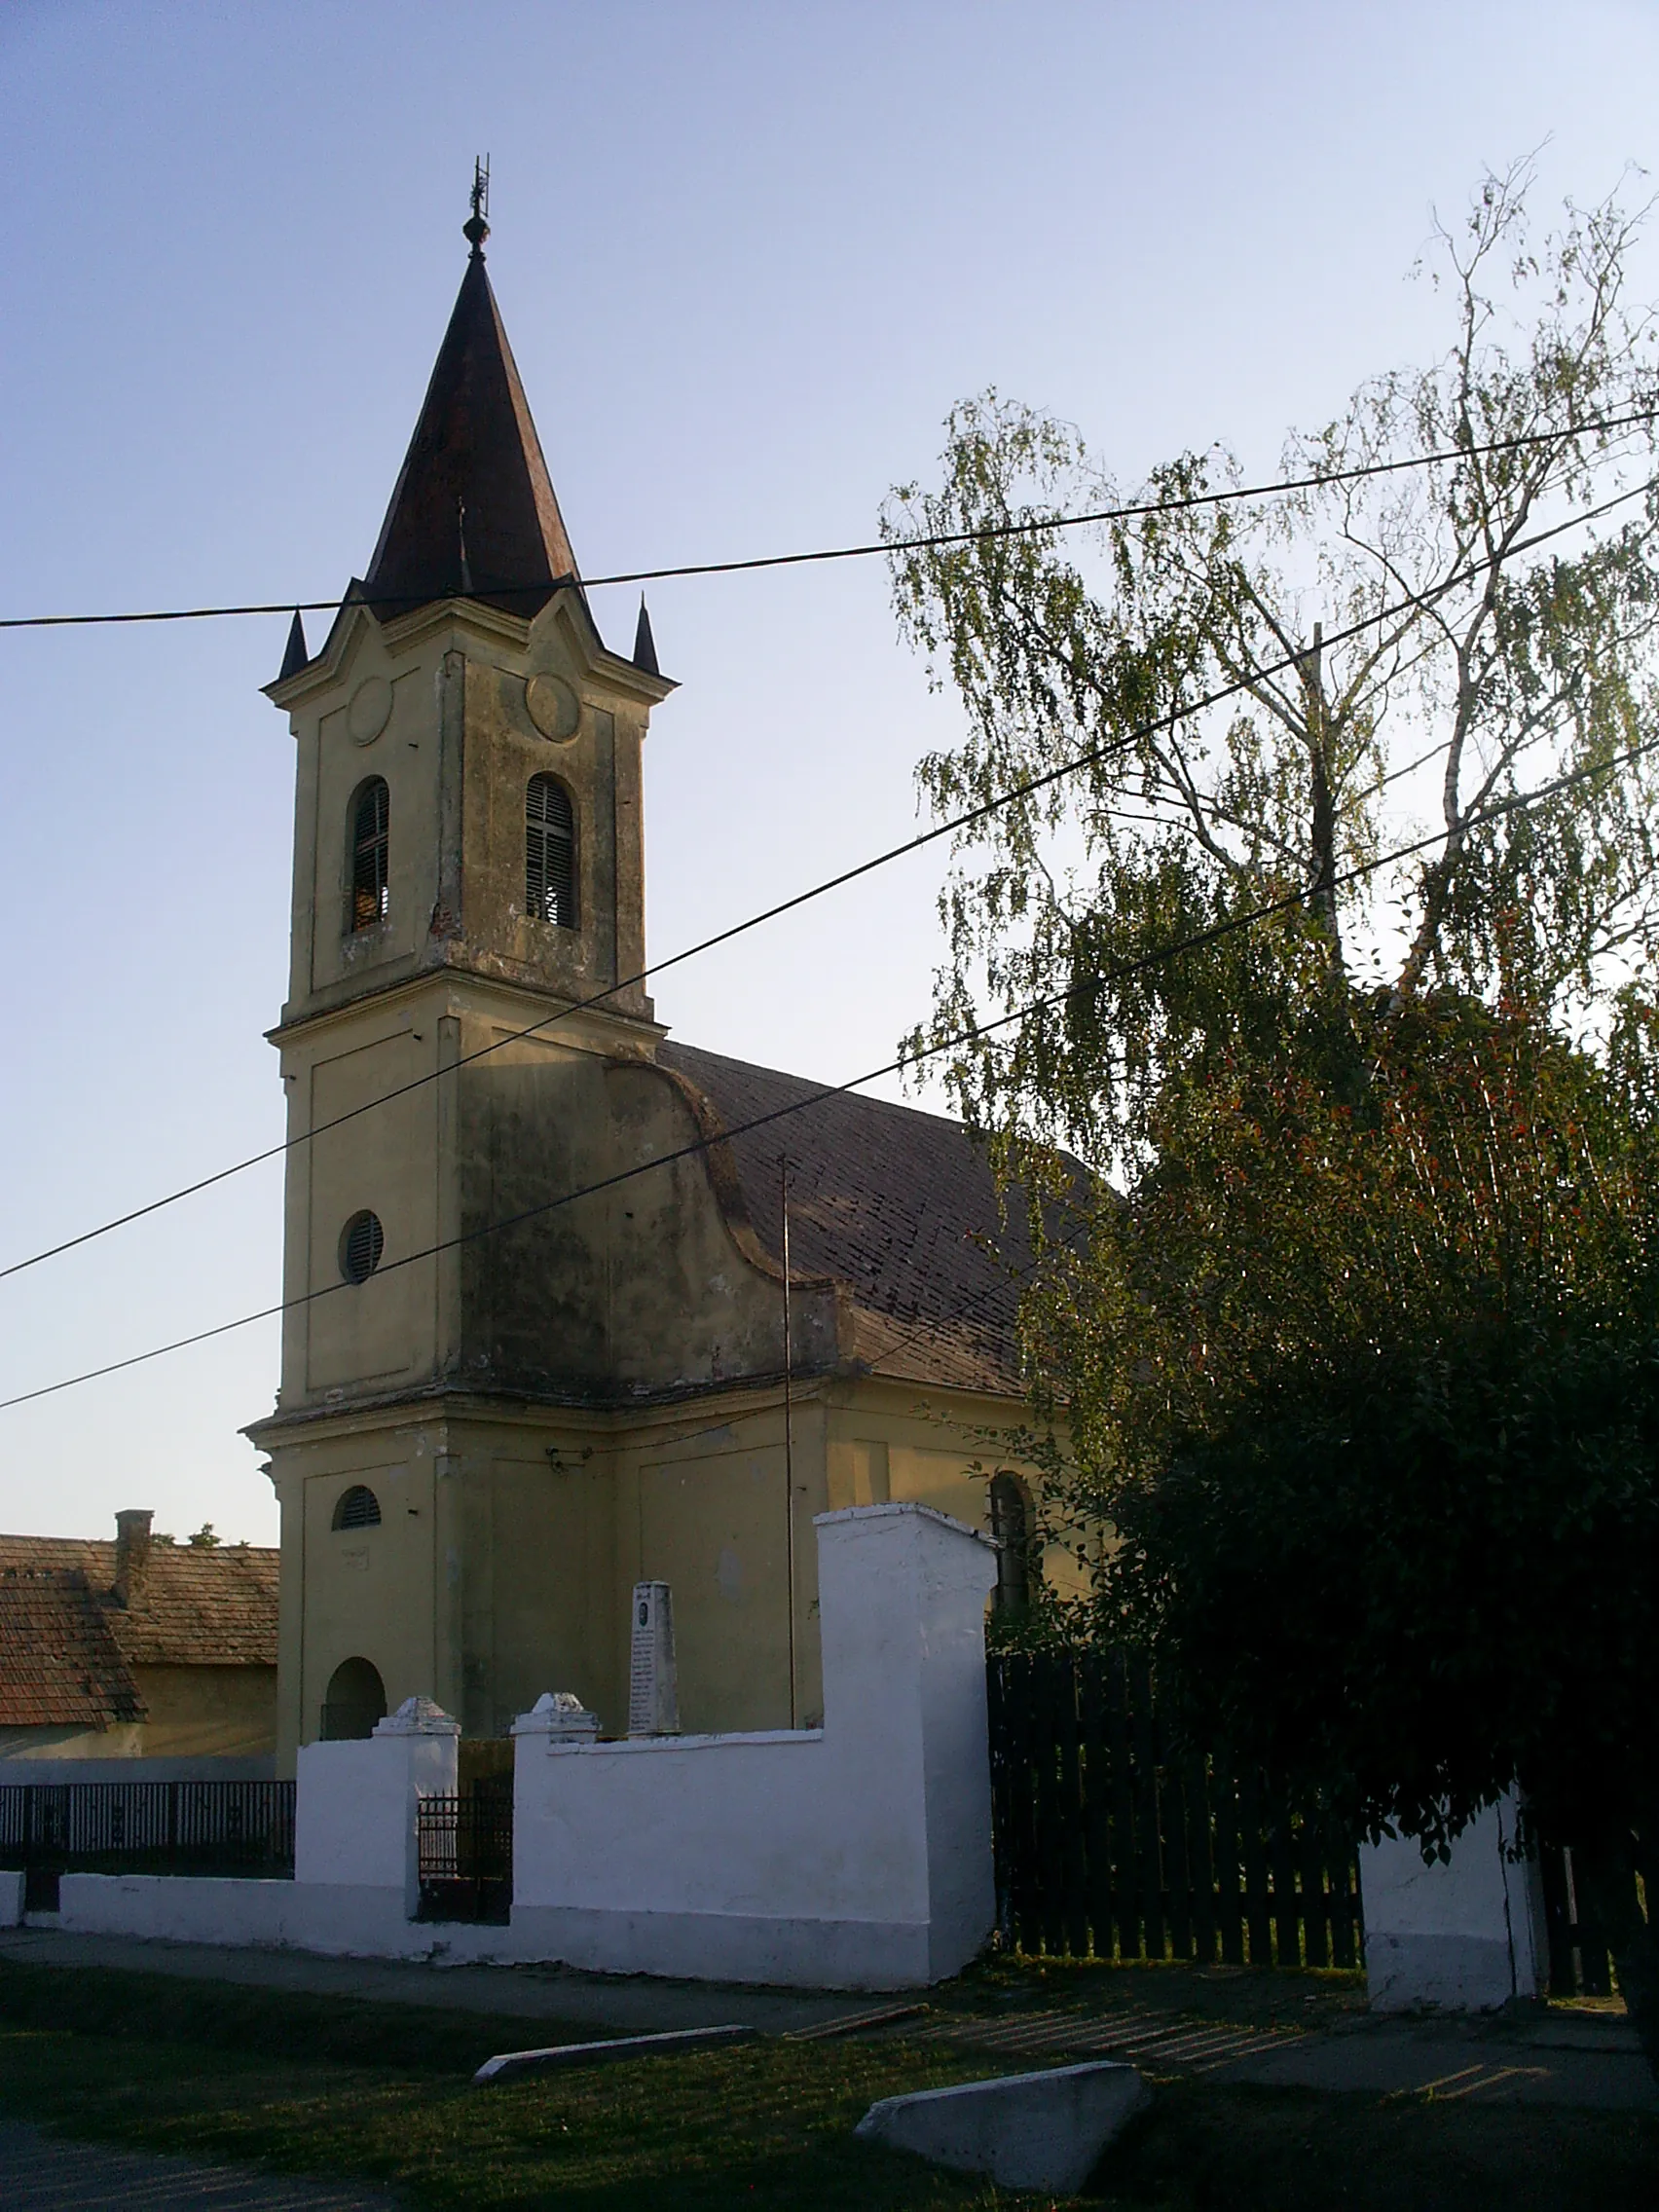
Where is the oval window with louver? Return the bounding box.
[339,1209,385,1284]
[526,774,577,930]
[332,1485,382,1531]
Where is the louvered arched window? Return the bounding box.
[333,1484,382,1531]
[350,778,390,931]
[526,774,577,930]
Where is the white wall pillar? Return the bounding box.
[295,1696,460,1917]
[1361,1790,1548,2011]
[815,1502,999,1980]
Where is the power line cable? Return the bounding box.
[4,474,1648,1288]
[2,408,1655,633]
[4,723,1653,1417]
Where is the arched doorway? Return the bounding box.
[319,1655,387,1741]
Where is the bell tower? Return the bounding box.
[269,195,670,1048]
[259,198,676,1419]
[248,193,685,1758]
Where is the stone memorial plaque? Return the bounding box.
[628,1580,680,1737]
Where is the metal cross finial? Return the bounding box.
[463,155,491,257]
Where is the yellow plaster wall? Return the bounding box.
[267,1377,1061,1769]
[304,1024,434,1393]
[0,1725,146,1760]
[129,1666,278,1758]
[295,1448,440,1746]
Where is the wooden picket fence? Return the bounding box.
[986,1648,1363,1967]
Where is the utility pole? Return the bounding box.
[780,1155,797,1730]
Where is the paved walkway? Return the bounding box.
[918,1997,1657,2112]
[4,1924,1653,2114]
[0,1925,865,2036]
[0,2122,396,2212]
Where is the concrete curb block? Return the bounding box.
[856,2059,1151,2192]
[785,2001,931,2042]
[473,2024,756,2083]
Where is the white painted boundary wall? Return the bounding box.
[510,1503,998,1988]
[1361,1791,1548,2011]
[58,1699,463,1957]
[57,1505,999,1990]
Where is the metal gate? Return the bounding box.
[416,1775,512,1924]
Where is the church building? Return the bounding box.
[248,198,1055,1769]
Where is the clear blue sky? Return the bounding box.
[2,0,1656,1544]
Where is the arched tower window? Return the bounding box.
[350,778,390,931]
[526,774,577,930]
[989,1472,1033,1618]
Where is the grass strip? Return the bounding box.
[0,1958,1656,2209]
[0,1956,593,2077]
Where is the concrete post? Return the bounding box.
[816,1502,999,1980]
[295,1696,460,1917]
[1361,1789,1549,2010]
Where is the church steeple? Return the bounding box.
[266,188,674,1066]
[364,175,577,622]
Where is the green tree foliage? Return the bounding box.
[887,166,1659,2050]
[1048,1001,1659,2054]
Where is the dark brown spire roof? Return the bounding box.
[364,249,577,622]
[632,596,660,676]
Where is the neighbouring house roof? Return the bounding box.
[0,1568,145,1732]
[658,1042,1085,1398]
[0,1532,278,1701]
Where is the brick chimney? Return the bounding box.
[113,1508,154,1607]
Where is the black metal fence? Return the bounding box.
[416,1777,512,1925]
[988,1649,1363,1967]
[0,1779,296,1912]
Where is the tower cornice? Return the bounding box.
[266,964,666,1059]
[265,587,675,717]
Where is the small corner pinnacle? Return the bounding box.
[277,608,309,682]
[633,593,660,677]
[463,154,491,259]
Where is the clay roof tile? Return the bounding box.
[657,1043,1088,1396]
